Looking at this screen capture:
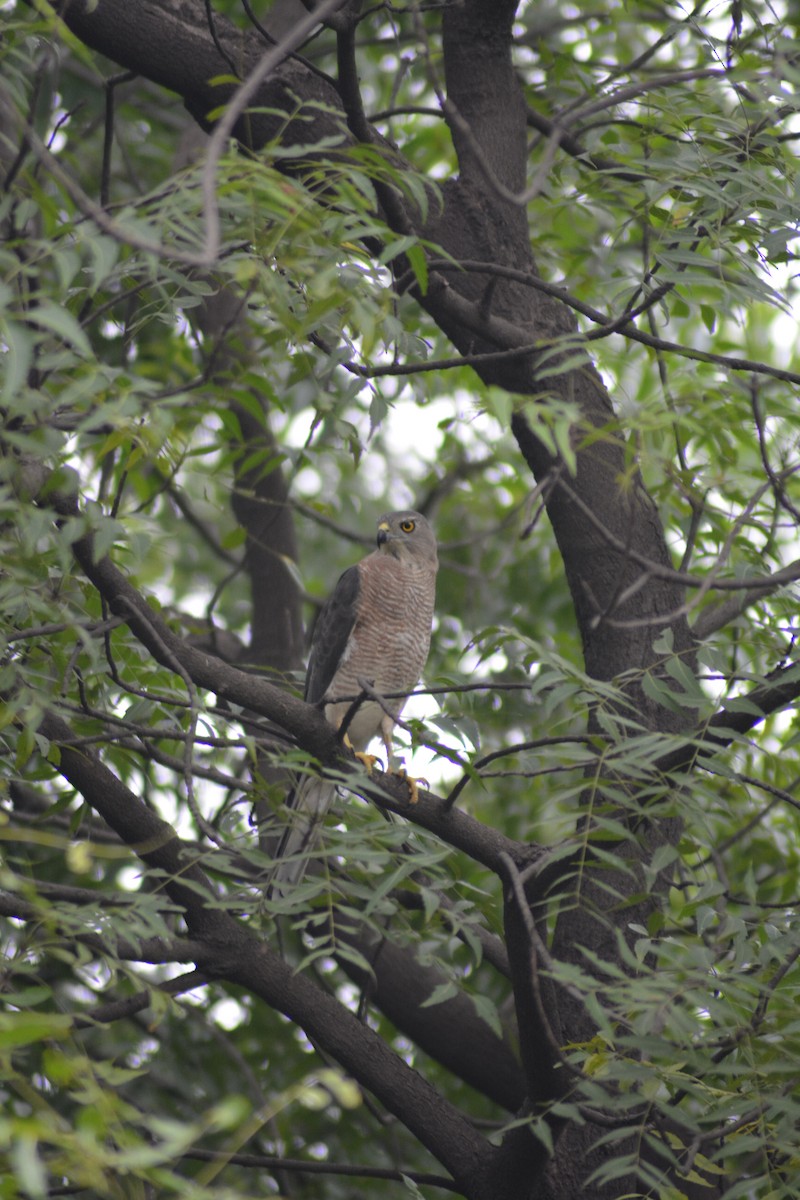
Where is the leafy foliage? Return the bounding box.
[1,1,800,1198]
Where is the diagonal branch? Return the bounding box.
[12,700,501,1193]
[333,924,526,1113]
[30,712,501,1198]
[36,708,230,938]
[21,462,335,755]
[656,659,800,780]
[18,465,529,874]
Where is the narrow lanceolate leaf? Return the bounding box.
[2,3,799,1197]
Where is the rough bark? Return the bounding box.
[334,923,527,1113]
[171,120,304,682]
[34,714,495,1200]
[38,3,752,1197]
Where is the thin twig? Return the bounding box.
[73,969,207,1030]
[199,0,349,265]
[181,1149,460,1191]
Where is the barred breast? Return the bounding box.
[323,554,436,752]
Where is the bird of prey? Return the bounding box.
[268,510,438,895]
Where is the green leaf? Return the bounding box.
[0,1012,73,1050]
[27,302,93,358]
[0,321,33,404]
[11,1135,47,1200]
[471,991,502,1037]
[420,982,459,1008]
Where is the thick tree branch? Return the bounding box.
[334,924,526,1113]
[18,466,530,877]
[29,709,504,1197]
[36,709,230,937]
[206,935,499,1199]
[656,659,800,778]
[29,9,759,1197]
[55,0,348,159]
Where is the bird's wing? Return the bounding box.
[304,563,362,704]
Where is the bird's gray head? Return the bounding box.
[376,510,438,567]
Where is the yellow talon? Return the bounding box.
[395,767,426,805]
[342,734,379,773]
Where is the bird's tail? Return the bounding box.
[267,775,336,898]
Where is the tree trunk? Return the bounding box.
[50,3,706,1195]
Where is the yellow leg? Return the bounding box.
[378,733,425,804]
[342,733,378,772]
[396,768,421,804]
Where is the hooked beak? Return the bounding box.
[377,522,390,547]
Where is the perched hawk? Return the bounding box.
[269,510,438,894]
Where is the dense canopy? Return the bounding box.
[1,2,800,1198]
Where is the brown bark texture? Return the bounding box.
[25,2,797,1196]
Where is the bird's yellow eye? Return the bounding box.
[400,519,415,533]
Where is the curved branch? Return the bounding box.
[36,708,230,937]
[53,0,348,159]
[334,924,526,1112]
[25,465,336,755]
[30,707,501,1196]
[656,659,800,779]
[18,466,530,876]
